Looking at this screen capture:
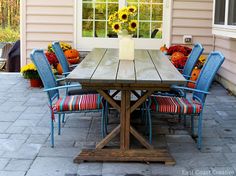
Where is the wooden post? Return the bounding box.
[120,90,126,149]
[125,90,131,149]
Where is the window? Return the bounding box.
[76,0,172,50]
[228,0,236,25]
[214,0,225,25]
[212,0,236,38]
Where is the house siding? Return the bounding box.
[171,0,214,53]
[22,0,236,95]
[214,36,236,94]
[23,0,74,64]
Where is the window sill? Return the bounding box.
[212,26,236,38]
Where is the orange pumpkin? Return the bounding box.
[171,52,185,62]
[56,64,63,75]
[160,44,168,52]
[188,68,201,88]
[67,57,80,64]
[64,49,79,59]
[171,52,188,69]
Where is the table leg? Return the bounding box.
[120,90,131,149]
[74,89,176,165]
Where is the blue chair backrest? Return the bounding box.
[52,41,70,73]
[182,43,204,78]
[30,50,59,101]
[193,51,225,104]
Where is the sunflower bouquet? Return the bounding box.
[109,6,138,35]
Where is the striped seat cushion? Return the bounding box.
[151,96,202,114]
[54,94,102,112]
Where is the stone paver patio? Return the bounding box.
[0,73,236,176]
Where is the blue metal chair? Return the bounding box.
[30,49,105,147]
[52,41,97,94]
[148,51,225,149]
[142,43,204,133]
[155,43,204,98]
[181,43,204,79]
[52,41,72,75]
[52,42,108,135]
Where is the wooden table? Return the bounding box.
[67,48,186,165]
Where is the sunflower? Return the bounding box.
[118,7,128,13]
[128,20,137,31]
[127,6,137,14]
[119,11,129,22]
[112,22,121,33]
[114,12,118,18]
[108,15,114,25]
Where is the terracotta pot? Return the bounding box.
[30,79,42,88]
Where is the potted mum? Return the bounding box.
[108,6,137,60]
[20,63,42,87]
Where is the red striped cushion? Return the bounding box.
[54,94,102,112]
[151,96,202,114]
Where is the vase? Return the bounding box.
[118,31,134,61]
[29,79,42,88]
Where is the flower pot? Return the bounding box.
[29,79,42,88]
[118,31,134,61]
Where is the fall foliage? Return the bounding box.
[0,0,20,30]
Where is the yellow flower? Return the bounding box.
[118,7,128,13]
[20,63,37,73]
[108,15,114,25]
[108,6,137,34]
[119,11,129,22]
[112,22,121,33]
[199,55,206,63]
[127,6,137,14]
[114,12,118,18]
[128,20,137,31]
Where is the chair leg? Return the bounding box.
[191,115,194,136]
[62,114,65,123]
[50,118,54,148]
[197,113,203,150]
[58,114,61,135]
[104,101,108,134]
[147,108,152,144]
[101,108,105,138]
[183,115,187,127]
[178,115,181,123]
[141,103,145,123]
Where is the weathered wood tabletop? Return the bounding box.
[67,48,186,87]
[67,48,186,165]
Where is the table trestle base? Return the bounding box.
[74,149,176,165]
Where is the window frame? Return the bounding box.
[212,0,236,38]
[74,0,172,51]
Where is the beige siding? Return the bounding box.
[21,0,236,94]
[23,0,74,63]
[214,36,236,94]
[171,0,213,53]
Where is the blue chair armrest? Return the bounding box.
[56,77,67,82]
[62,72,71,76]
[171,85,210,95]
[182,74,191,78]
[186,80,196,84]
[69,64,78,68]
[43,84,82,92]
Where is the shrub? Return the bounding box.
[0,27,20,42]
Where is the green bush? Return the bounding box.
[0,27,20,42]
